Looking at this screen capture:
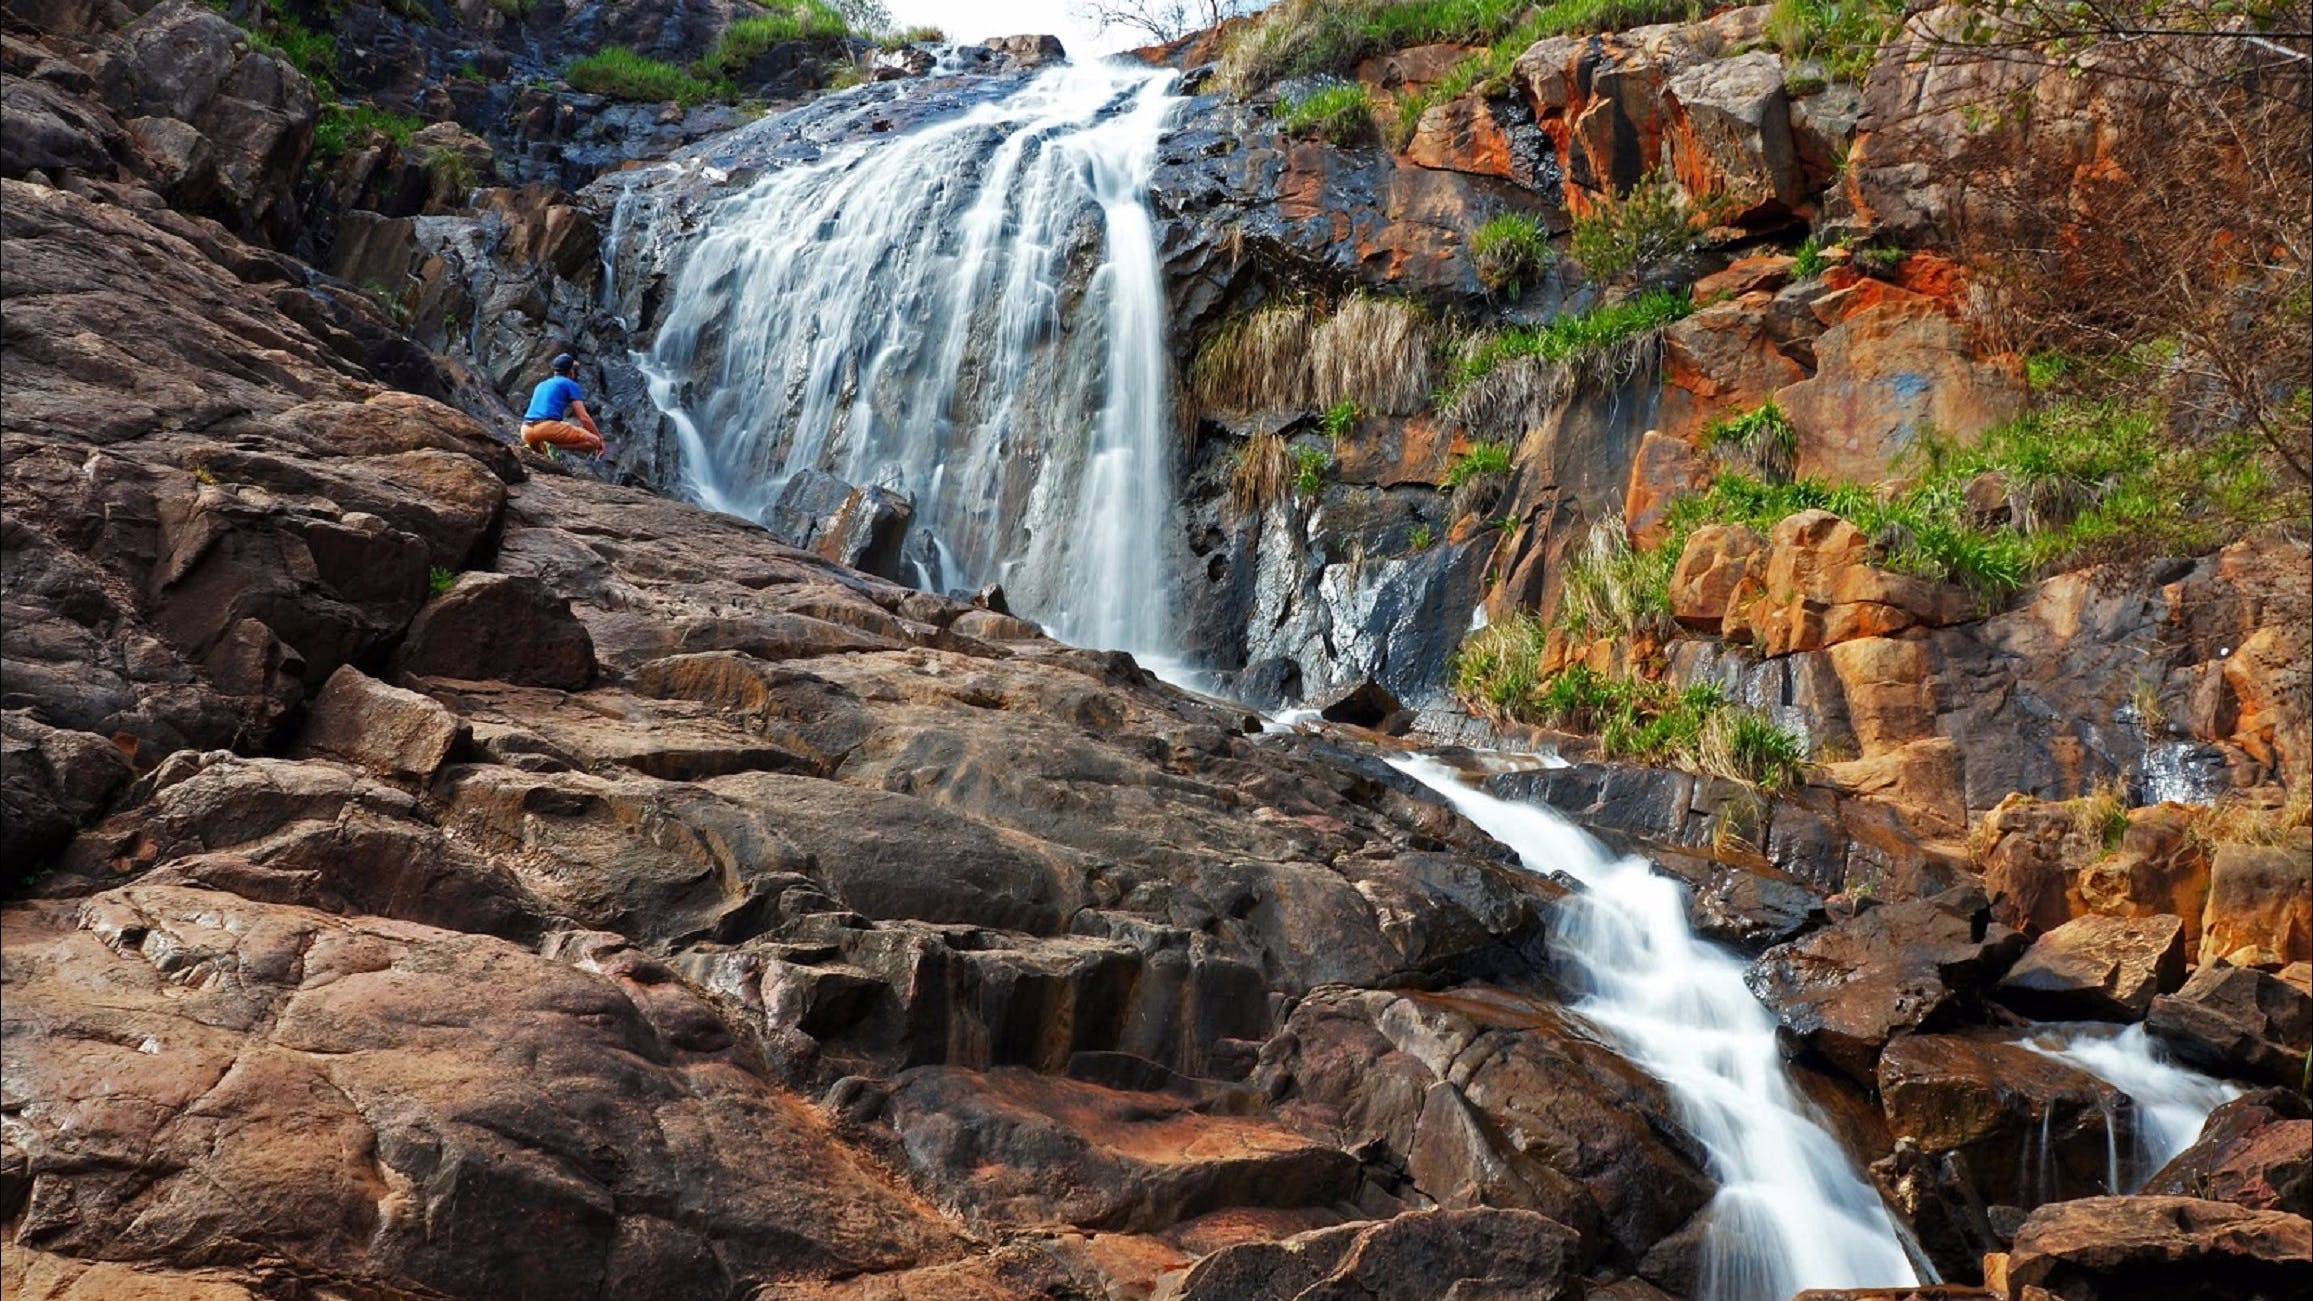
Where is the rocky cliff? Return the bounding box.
[5,1,2311,1300]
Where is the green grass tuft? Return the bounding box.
[427,566,459,598]
[1444,287,1694,394]
[693,4,853,77]
[1765,0,1907,84]
[1222,0,1700,95]
[1321,398,1363,439]
[1443,441,1514,488]
[1274,81,1376,146]
[568,47,732,105]
[1700,402,1798,483]
[1471,211,1554,296]
[1293,444,1332,499]
[311,103,423,164]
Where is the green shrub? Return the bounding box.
[1471,212,1553,296]
[1791,230,1843,278]
[1554,516,1678,640]
[311,103,423,163]
[427,566,459,597]
[1453,648,1807,789]
[1569,169,1692,282]
[1443,441,1513,488]
[1765,0,1907,84]
[1293,444,1332,499]
[1700,402,1798,483]
[264,13,339,90]
[693,4,852,76]
[1409,522,1436,551]
[1221,0,1698,94]
[1274,81,1376,146]
[1444,287,1693,395]
[568,47,730,105]
[1321,398,1363,439]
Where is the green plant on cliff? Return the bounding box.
[1274,81,1377,145]
[1568,168,1692,282]
[1791,230,1844,278]
[1321,398,1363,439]
[568,47,730,105]
[1554,515,1678,640]
[1220,0,1701,94]
[1408,522,1436,550]
[1445,286,1693,393]
[879,25,947,47]
[1471,212,1554,296]
[1454,646,1807,789]
[1443,441,1514,489]
[1293,443,1332,499]
[693,4,853,77]
[1765,0,1906,84]
[1699,401,1798,483]
[311,103,423,164]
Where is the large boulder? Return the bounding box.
[1667,523,1765,629]
[1663,50,1803,224]
[2001,1195,2311,1301]
[1747,884,2029,1085]
[1776,294,2024,484]
[394,572,598,690]
[2201,843,2313,970]
[2143,1089,2312,1217]
[294,664,466,782]
[1995,913,2188,1022]
[1876,1034,2132,1207]
[2145,963,2313,1087]
[1,711,134,876]
[1170,1208,1585,1300]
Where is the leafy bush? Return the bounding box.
[1453,647,1806,789]
[693,4,852,77]
[1293,444,1332,499]
[1765,0,1907,84]
[1274,81,1375,145]
[1321,398,1363,439]
[568,47,730,104]
[1471,211,1553,296]
[1443,441,1513,488]
[1792,230,1842,278]
[1569,169,1692,282]
[1409,522,1436,551]
[311,103,423,163]
[1221,0,1699,94]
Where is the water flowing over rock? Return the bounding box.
[629,63,1188,658]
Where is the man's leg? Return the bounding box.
[523,420,604,456]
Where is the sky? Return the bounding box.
[883,2,1147,58]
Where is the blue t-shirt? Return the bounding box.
[524,374,583,422]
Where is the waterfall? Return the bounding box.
[635,61,1185,657]
[2021,1021,2240,1190]
[1391,755,1924,1301]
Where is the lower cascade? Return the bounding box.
[638,60,1185,658]
[1391,755,1926,1300]
[2023,1022,2242,1191]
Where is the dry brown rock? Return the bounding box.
[2003,1195,2310,1301]
[1170,1208,1585,1300]
[394,571,598,689]
[2145,963,2313,1087]
[1668,523,1765,627]
[1777,296,2024,483]
[1994,913,2187,1022]
[2143,1088,2311,1217]
[294,664,465,780]
[2201,843,2313,970]
[1746,884,2028,1085]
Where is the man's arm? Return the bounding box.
[568,398,602,438]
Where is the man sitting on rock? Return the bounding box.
[520,353,606,458]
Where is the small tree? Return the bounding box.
[1075,0,1261,44]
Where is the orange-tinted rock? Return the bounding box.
[1825,637,1933,757]
[1668,523,1766,628]
[2201,843,2313,969]
[1876,1034,2132,1207]
[2144,1088,2312,1217]
[1978,794,2104,935]
[1778,298,2026,482]
[1405,93,1520,181]
[1658,294,1809,445]
[2146,963,2313,1087]
[1624,429,1707,548]
[1663,51,1804,224]
[2076,806,2215,950]
[1995,913,2188,1021]
[1819,738,1971,844]
[1692,254,1797,301]
[2003,1195,2311,1301]
[2224,624,2311,787]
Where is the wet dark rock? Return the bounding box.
[1172,1208,1585,1300]
[1313,676,1405,730]
[394,572,598,690]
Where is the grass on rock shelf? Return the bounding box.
[1471,212,1553,295]
[693,3,853,77]
[568,47,732,105]
[1444,287,1692,395]
[1222,0,1702,95]
[1274,82,1378,145]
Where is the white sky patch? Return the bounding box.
[884,1,1146,58]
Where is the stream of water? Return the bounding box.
[2022,1021,2240,1191]
[1390,754,1924,1301]
[637,61,1184,658]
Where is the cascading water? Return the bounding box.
[1390,754,1925,1301]
[2022,1021,2240,1191]
[636,61,1184,657]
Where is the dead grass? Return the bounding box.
[2071,776,2132,853]
[2186,782,2313,850]
[1310,295,1433,416]
[1230,432,1295,516]
[1441,353,1568,444]
[1192,305,1315,414]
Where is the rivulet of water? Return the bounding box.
[636,61,1184,657]
[2022,1021,2239,1191]
[1391,755,1925,1301]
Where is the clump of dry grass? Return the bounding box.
[1230,432,1295,516]
[2071,776,2133,853]
[1441,353,1568,444]
[2186,782,2312,849]
[1192,305,1314,414]
[1311,294,1432,415]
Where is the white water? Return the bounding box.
[1391,755,1923,1301]
[2021,1021,2239,1191]
[637,62,1185,657]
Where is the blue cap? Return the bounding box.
[552,353,577,372]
